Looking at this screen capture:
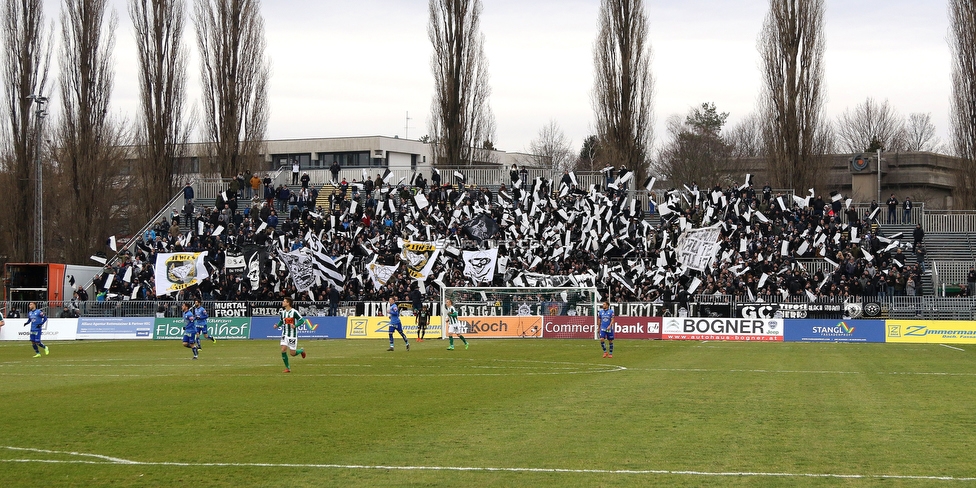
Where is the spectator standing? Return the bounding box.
[183,182,194,205]
[886,194,898,224]
[300,172,310,189]
[330,160,341,184]
[510,164,520,186]
[968,266,976,293]
[249,174,261,200]
[902,197,913,224]
[328,284,340,316]
[291,160,300,185]
[913,224,925,254]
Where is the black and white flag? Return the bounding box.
[225,252,245,273]
[462,248,498,284]
[462,213,499,242]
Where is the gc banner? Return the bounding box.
[662,317,783,341]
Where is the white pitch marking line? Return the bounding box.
[940,344,966,352]
[2,447,974,482]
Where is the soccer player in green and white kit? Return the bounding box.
[275,297,310,373]
[445,299,468,350]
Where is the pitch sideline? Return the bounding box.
[1,446,974,482]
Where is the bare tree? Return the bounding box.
[0,0,51,263]
[529,120,573,171]
[657,103,734,187]
[427,0,495,168]
[902,112,941,153]
[592,0,654,186]
[726,113,763,160]
[52,0,128,264]
[758,0,832,192]
[129,0,191,222]
[574,134,601,172]
[950,0,976,208]
[835,98,905,153]
[194,0,269,177]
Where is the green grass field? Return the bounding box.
[1,337,975,487]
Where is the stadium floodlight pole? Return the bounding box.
[28,95,48,263]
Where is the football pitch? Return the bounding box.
[1,338,975,487]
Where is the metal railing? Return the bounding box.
[10,295,974,321]
[923,211,976,233]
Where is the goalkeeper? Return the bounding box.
[598,301,615,358]
[275,297,308,373]
[445,299,468,350]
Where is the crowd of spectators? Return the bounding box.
[90,169,928,306]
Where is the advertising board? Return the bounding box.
[345,316,442,339]
[661,317,783,341]
[76,317,153,340]
[0,318,78,341]
[612,317,662,339]
[783,320,885,343]
[250,316,348,340]
[153,318,250,340]
[885,320,976,344]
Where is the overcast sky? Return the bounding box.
[47,0,952,155]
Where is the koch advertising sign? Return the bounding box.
[661,317,783,341]
[0,318,78,341]
[784,320,885,343]
[458,316,543,338]
[250,316,347,339]
[76,317,153,340]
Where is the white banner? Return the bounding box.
[462,248,498,284]
[675,224,722,272]
[0,318,78,341]
[154,252,210,296]
[661,318,784,342]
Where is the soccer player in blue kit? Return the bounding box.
[25,302,49,358]
[386,297,410,352]
[182,303,199,359]
[598,301,615,358]
[193,299,216,348]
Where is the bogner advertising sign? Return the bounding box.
[661,317,783,341]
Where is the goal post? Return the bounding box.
[440,286,600,339]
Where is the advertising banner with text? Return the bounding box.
[458,316,543,338]
[0,318,78,341]
[542,316,597,339]
[885,320,976,343]
[613,317,662,340]
[153,318,250,340]
[661,317,783,341]
[76,317,153,340]
[345,316,442,339]
[250,316,348,340]
[784,320,885,343]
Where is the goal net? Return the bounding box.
[441,287,599,339]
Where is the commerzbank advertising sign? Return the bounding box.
[886,320,976,343]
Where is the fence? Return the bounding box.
[9,295,975,321]
[923,212,976,233]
